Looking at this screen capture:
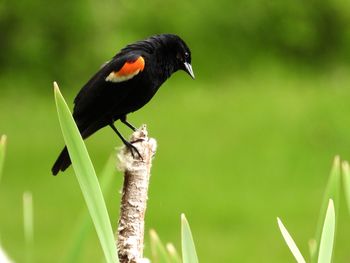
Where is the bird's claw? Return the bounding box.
[125,141,143,160]
[130,138,144,144]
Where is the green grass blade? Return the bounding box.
[0,135,7,183]
[166,243,182,263]
[98,156,118,196]
[54,82,118,263]
[150,229,171,263]
[312,156,340,261]
[277,217,306,263]
[0,243,14,263]
[342,161,350,214]
[317,199,335,263]
[181,214,198,263]
[65,216,91,263]
[308,239,317,261]
[65,156,117,263]
[23,192,34,244]
[23,191,34,263]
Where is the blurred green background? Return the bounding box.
[1,0,350,262]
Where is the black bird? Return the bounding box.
[52,34,194,175]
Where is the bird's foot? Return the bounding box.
[125,140,143,160]
[130,138,144,144]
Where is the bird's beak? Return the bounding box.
[184,62,195,79]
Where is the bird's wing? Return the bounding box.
[74,53,145,107]
[72,53,145,123]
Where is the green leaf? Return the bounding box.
[317,199,335,263]
[23,191,34,263]
[54,82,118,263]
[181,214,198,263]
[0,243,14,263]
[65,215,91,263]
[0,135,7,183]
[312,156,340,261]
[308,239,317,261]
[277,217,306,263]
[65,156,117,263]
[150,229,171,263]
[166,243,182,263]
[23,192,34,244]
[342,161,350,214]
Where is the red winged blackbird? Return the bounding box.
[52,34,194,175]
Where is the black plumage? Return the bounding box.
[52,34,194,175]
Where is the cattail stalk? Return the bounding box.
[116,125,156,263]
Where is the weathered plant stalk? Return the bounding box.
[116,125,157,263]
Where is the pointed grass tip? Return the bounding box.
[333,155,340,165]
[166,243,177,255]
[53,81,60,92]
[0,135,7,146]
[149,229,158,240]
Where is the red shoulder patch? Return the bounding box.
[116,57,145,76]
[106,56,145,83]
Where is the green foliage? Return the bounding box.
[317,200,335,263]
[0,135,7,183]
[150,229,172,263]
[166,243,182,263]
[312,156,340,261]
[277,218,306,263]
[22,192,34,245]
[2,71,350,262]
[277,157,350,263]
[181,214,198,263]
[341,161,350,215]
[1,0,350,89]
[65,156,117,263]
[23,191,34,263]
[54,82,118,263]
[278,200,336,263]
[150,215,198,263]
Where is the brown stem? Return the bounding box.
[116,125,157,263]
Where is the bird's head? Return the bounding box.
[157,34,195,79]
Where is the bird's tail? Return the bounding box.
[51,146,71,175]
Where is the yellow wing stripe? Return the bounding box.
[105,56,145,83]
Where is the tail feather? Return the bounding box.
[51,147,71,175]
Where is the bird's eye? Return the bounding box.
[184,52,189,59]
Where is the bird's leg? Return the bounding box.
[120,115,137,132]
[120,116,143,144]
[120,116,144,144]
[109,123,143,159]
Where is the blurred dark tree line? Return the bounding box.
[0,0,349,90]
